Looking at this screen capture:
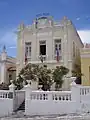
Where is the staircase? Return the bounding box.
[16,100,25,112]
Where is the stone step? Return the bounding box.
[16,100,25,111]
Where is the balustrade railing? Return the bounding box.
[80,87,90,95]
[0,90,13,99]
[30,91,71,101]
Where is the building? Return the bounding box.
[16,15,83,90]
[80,43,90,86]
[0,46,16,84]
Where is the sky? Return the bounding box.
[0,0,90,57]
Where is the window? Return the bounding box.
[59,44,61,50]
[89,66,90,81]
[9,74,12,81]
[54,39,61,55]
[25,42,31,57]
[73,42,75,57]
[39,41,46,55]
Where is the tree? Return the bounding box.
[16,64,69,91]
[15,63,40,89]
[16,63,53,90]
[0,83,9,90]
[72,56,82,84]
[52,66,69,90]
[38,65,52,91]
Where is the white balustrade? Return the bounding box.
[52,91,71,101]
[29,91,71,101]
[1,80,90,117]
[80,86,90,95]
[0,90,13,99]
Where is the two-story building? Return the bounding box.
[16,15,83,90]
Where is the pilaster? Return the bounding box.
[0,46,7,83]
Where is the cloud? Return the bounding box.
[77,30,90,43]
[9,46,16,49]
[76,17,80,21]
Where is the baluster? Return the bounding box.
[80,88,81,95]
[66,95,68,100]
[34,94,36,99]
[2,93,3,98]
[80,89,82,95]
[45,94,48,100]
[0,93,1,98]
[88,88,89,93]
[6,93,7,98]
[86,89,88,94]
[61,95,62,100]
[30,94,32,100]
[57,94,59,100]
[1,93,2,98]
[55,94,58,100]
[63,96,65,100]
[85,89,86,95]
[59,95,61,100]
[68,94,71,101]
[84,88,85,95]
[89,88,90,93]
[37,94,39,100]
[40,94,42,100]
[2,93,4,98]
[52,94,54,100]
[82,89,84,95]
[64,95,66,100]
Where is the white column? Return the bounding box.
[63,23,68,68]
[9,80,16,112]
[0,62,6,83]
[24,80,32,115]
[71,81,81,104]
[24,80,32,99]
[0,46,7,83]
[62,19,70,90]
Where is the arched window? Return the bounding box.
[9,74,12,81]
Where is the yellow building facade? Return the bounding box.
[81,44,90,86]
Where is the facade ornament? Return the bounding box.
[40,54,44,63]
[1,45,7,61]
[26,80,31,86]
[18,22,25,31]
[3,45,6,52]
[38,85,43,90]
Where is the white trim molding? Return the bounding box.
[81,54,90,58]
[27,60,64,64]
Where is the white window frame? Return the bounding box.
[39,40,46,55]
[39,40,46,61]
[25,42,31,58]
[54,39,62,58]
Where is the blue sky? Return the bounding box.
[0,0,90,57]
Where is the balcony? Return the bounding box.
[38,55,47,62]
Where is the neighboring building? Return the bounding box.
[16,15,83,90]
[80,43,90,86]
[0,46,16,84]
